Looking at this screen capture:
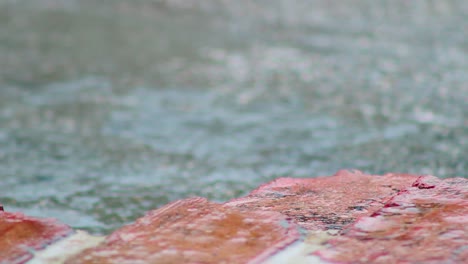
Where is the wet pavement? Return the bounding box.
[0,1,467,233]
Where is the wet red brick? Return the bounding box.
[5,171,464,264]
[225,170,419,231]
[315,176,468,263]
[0,211,73,264]
[67,197,299,264]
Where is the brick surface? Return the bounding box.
[0,211,73,264]
[315,176,468,263]
[226,170,418,231]
[67,197,299,264]
[3,171,466,264]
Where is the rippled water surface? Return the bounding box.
[0,1,467,233]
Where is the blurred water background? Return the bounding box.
[0,0,466,234]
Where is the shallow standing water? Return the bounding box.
[0,1,467,234]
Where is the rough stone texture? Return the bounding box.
[225,170,419,231]
[0,211,73,264]
[315,175,468,263]
[67,197,299,264]
[2,171,467,264]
